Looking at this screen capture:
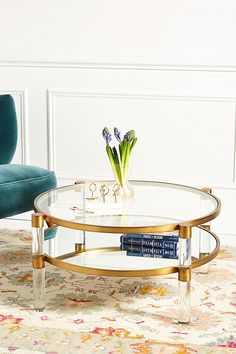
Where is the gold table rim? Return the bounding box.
[34,180,221,234]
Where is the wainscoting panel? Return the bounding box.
[212,187,236,235]
[49,91,235,185]
[0,65,236,237]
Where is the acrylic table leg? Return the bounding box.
[178,224,191,324]
[32,213,45,311]
[199,187,212,273]
[75,231,86,253]
[200,187,212,254]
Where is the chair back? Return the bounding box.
[0,95,18,164]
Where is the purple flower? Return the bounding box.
[102,127,112,145]
[114,127,122,142]
[124,130,135,142]
[102,126,137,188]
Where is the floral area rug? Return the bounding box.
[0,229,236,354]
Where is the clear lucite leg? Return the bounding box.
[49,238,56,257]
[199,226,211,274]
[200,187,212,255]
[47,190,57,257]
[32,213,45,311]
[74,178,86,254]
[178,280,191,323]
[178,224,191,324]
[199,227,211,258]
[75,231,86,253]
[199,187,212,273]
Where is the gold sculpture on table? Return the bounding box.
[89,183,97,198]
[84,182,122,204]
[100,184,109,203]
[112,183,120,203]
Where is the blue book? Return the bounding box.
[120,234,179,250]
[121,233,179,241]
[121,238,178,249]
[126,251,178,259]
[121,244,178,259]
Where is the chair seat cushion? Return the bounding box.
[0,164,56,218]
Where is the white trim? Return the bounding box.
[57,173,236,191]
[217,233,236,237]
[0,89,30,164]
[47,90,56,171]
[233,104,236,183]
[50,90,236,103]
[19,90,30,164]
[5,217,31,221]
[2,54,236,72]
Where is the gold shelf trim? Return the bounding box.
[44,227,220,277]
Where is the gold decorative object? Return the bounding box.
[100,184,109,203]
[112,183,120,203]
[69,206,94,215]
[89,183,97,198]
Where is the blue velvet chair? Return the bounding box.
[0,94,57,220]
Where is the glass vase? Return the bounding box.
[113,163,134,200]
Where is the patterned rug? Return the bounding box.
[0,229,236,354]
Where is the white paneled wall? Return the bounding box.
[0,1,236,239]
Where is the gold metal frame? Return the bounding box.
[32,181,221,323]
[42,226,220,277]
[34,180,221,234]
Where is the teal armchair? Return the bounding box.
[0,94,57,219]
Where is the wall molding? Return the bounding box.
[49,90,236,102]
[47,89,236,185]
[57,172,236,191]
[233,105,236,183]
[2,54,236,72]
[47,90,56,171]
[0,89,29,164]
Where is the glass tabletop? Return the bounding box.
[44,226,219,274]
[35,180,220,232]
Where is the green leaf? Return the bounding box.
[130,137,137,151]
[119,143,123,162]
[112,146,120,165]
[112,146,122,183]
[106,145,119,182]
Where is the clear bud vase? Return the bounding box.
[113,162,134,200]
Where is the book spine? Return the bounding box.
[120,234,179,242]
[120,238,178,249]
[121,244,178,258]
[126,252,178,259]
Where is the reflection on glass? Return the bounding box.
[35,181,219,229]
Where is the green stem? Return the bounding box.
[106,145,120,183]
[112,146,122,184]
[123,141,131,182]
[121,141,129,187]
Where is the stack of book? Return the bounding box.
[120,233,179,259]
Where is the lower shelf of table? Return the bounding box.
[44,226,220,277]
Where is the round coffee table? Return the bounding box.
[32,180,221,323]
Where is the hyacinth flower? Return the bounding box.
[102,127,137,197]
[102,127,120,184]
